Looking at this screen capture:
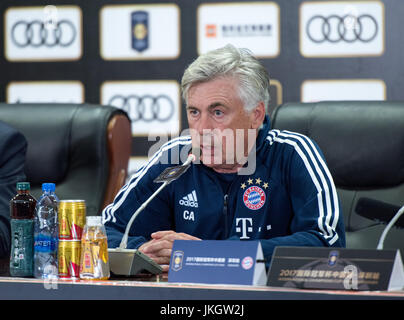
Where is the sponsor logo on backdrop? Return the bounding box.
[7,81,84,103]
[108,94,175,123]
[131,11,149,52]
[301,79,386,102]
[198,2,280,57]
[306,14,378,44]
[220,24,272,37]
[206,24,217,38]
[5,5,82,61]
[100,4,180,60]
[101,81,180,136]
[11,20,76,48]
[300,1,384,57]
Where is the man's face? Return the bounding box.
[186,76,264,173]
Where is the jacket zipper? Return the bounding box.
[200,165,241,239]
[223,194,229,239]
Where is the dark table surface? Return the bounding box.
[2,256,404,301]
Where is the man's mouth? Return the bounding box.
[200,145,217,154]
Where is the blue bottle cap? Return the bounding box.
[42,183,55,192]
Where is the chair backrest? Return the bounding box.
[271,101,404,254]
[0,103,131,216]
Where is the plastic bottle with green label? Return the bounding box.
[9,182,37,277]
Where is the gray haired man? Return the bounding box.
[103,44,345,271]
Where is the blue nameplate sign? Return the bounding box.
[168,240,267,285]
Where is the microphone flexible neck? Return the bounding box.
[377,204,404,250]
[118,153,196,250]
[119,181,169,249]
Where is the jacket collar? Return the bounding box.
[255,115,271,151]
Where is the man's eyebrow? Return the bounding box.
[208,102,222,109]
[186,102,227,110]
[186,105,198,111]
[208,102,229,110]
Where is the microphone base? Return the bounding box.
[108,248,163,276]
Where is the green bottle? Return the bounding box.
[9,182,37,277]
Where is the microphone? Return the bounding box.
[354,197,404,250]
[355,198,404,228]
[183,152,197,166]
[108,153,196,276]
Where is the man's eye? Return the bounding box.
[188,109,199,116]
[214,109,224,117]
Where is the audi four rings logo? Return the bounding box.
[11,20,76,47]
[306,14,378,43]
[108,95,175,122]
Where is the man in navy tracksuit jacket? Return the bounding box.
[103,118,345,266]
[103,45,345,270]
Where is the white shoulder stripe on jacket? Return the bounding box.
[266,129,340,246]
[102,136,192,224]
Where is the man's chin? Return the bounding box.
[199,153,221,165]
[200,156,240,173]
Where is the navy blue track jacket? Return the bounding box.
[103,116,345,263]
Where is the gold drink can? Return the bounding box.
[58,240,81,279]
[58,200,86,240]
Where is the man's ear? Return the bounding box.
[250,101,266,129]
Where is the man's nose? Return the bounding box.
[195,113,213,135]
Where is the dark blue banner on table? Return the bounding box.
[168,240,267,285]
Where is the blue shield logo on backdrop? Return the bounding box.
[171,250,184,272]
[131,11,148,52]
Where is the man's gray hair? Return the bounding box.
[181,44,270,112]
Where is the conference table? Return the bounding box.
[1,273,404,300]
[1,256,404,306]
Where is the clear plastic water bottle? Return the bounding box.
[33,183,59,279]
[79,216,110,280]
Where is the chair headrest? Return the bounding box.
[0,103,128,186]
[271,101,404,188]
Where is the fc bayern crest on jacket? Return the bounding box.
[241,177,268,210]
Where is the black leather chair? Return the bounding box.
[0,103,131,216]
[271,101,404,255]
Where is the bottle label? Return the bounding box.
[10,219,34,275]
[79,237,110,279]
[34,234,58,252]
